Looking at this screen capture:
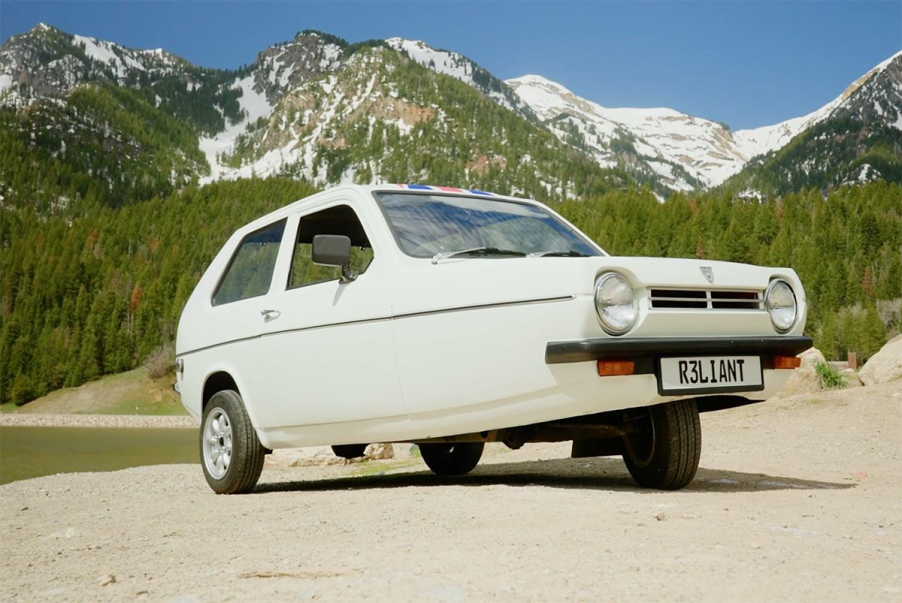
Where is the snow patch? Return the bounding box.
[0,74,14,94]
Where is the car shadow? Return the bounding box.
[253,456,854,495]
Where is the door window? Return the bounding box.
[212,219,287,306]
[288,205,374,289]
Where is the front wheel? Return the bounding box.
[622,399,701,490]
[419,442,484,476]
[200,390,265,494]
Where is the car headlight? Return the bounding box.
[594,272,637,335]
[765,279,797,333]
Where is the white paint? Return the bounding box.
[176,184,806,456]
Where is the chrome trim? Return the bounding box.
[649,288,764,311]
[765,279,798,333]
[594,272,637,336]
[177,295,576,357]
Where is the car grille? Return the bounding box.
[649,288,763,311]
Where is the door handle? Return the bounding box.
[260,309,281,319]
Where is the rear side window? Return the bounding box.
[212,220,286,306]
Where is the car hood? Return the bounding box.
[585,256,803,294]
[390,255,805,318]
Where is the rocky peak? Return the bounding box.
[248,31,344,105]
[836,51,902,127]
[0,23,189,107]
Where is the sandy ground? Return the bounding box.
[1,382,900,602]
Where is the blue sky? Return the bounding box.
[1,1,899,129]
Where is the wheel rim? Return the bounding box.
[202,408,233,480]
[623,408,655,468]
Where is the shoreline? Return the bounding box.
[0,413,196,429]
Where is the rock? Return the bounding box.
[840,368,863,388]
[364,443,394,460]
[267,447,340,468]
[654,512,666,521]
[98,574,116,587]
[776,347,826,397]
[859,334,902,386]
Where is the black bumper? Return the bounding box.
[545,336,813,365]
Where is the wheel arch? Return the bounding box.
[202,371,239,413]
[200,368,272,450]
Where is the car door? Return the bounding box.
[240,195,407,432]
[200,215,291,387]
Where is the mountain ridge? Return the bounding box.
[1,23,900,197]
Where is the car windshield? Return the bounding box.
[375,193,604,259]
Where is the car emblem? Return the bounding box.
[700,267,714,284]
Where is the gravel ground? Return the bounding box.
[0,415,195,429]
[1,382,900,602]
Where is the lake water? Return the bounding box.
[0,426,198,485]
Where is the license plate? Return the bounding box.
[658,356,763,395]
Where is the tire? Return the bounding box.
[332,444,368,459]
[200,390,265,494]
[419,442,484,476]
[622,399,701,490]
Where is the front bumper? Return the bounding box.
[545,336,813,364]
[545,335,812,403]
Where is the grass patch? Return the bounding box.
[351,458,423,477]
[815,362,846,390]
[2,368,186,415]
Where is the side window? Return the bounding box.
[212,220,286,306]
[288,205,374,289]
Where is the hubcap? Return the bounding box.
[202,408,233,480]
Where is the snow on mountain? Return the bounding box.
[4,22,899,195]
[506,50,902,190]
[506,74,733,190]
[0,23,185,106]
[385,38,531,116]
[732,50,902,160]
[199,31,344,182]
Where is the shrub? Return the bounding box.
[144,342,175,379]
[815,361,846,390]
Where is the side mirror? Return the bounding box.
[312,234,356,283]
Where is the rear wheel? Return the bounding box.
[420,442,484,476]
[622,399,701,490]
[200,390,265,494]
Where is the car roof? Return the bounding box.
[240,184,538,235]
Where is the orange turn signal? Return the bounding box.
[597,360,636,377]
[774,356,802,369]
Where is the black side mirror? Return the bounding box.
[312,234,356,283]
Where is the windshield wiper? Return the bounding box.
[527,250,591,258]
[432,247,527,264]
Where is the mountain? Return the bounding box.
[499,52,902,193]
[1,23,900,205]
[1,26,622,206]
[204,35,619,199]
[385,37,533,117]
[724,51,902,196]
[0,23,244,134]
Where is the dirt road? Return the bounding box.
[2,383,900,602]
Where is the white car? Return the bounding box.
[176,184,811,494]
